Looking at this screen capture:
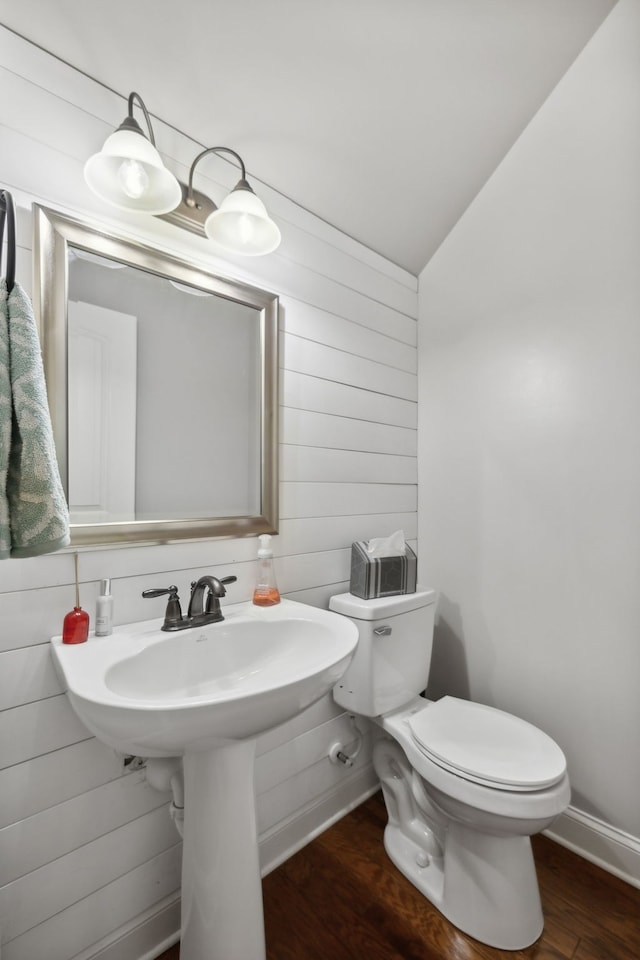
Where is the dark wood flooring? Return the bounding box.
[158,791,640,959]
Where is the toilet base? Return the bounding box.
[383,820,543,950]
[376,738,544,950]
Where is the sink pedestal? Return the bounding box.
[181,740,266,960]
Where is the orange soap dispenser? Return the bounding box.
[252,534,281,606]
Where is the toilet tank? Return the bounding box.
[329,588,437,716]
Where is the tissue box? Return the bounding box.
[350,540,417,599]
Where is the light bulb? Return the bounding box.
[238,213,255,244]
[116,158,150,199]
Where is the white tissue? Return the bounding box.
[365,530,406,558]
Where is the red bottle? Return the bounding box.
[62,553,90,643]
[62,606,90,644]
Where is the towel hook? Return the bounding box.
[0,189,16,293]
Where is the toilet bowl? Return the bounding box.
[330,589,571,951]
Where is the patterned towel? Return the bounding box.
[0,281,11,557]
[0,279,70,558]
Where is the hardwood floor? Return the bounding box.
[157,791,640,959]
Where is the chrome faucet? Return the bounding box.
[142,574,237,631]
[188,575,238,625]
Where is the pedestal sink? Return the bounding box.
[51,598,359,960]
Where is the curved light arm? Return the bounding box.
[126,92,157,145]
[187,147,247,207]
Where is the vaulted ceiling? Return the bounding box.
[0,0,617,274]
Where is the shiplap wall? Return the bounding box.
[0,26,417,960]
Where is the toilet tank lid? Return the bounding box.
[329,587,437,620]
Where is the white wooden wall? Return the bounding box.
[0,27,417,960]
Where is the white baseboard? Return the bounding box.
[77,765,379,960]
[544,805,640,890]
[259,762,380,876]
[73,895,181,960]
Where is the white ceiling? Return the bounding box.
[0,0,616,274]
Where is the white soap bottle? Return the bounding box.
[252,535,281,606]
[95,578,114,636]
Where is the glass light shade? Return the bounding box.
[84,128,182,214]
[204,186,281,256]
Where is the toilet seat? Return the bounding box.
[408,696,567,792]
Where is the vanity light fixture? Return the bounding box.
[84,93,182,215]
[84,92,281,256]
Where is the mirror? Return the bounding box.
[34,204,279,547]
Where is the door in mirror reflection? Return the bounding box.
[68,300,137,523]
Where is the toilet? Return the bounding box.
[330,587,570,951]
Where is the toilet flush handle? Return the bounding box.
[374,626,392,636]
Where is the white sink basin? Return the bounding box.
[52,595,359,960]
[51,597,358,756]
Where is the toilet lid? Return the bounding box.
[409,697,567,791]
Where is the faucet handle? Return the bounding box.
[142,585,180,600]
[142,585,184,630]
[211,575,237,597]
[204,575,237,614]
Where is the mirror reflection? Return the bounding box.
[34,205,279,546]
